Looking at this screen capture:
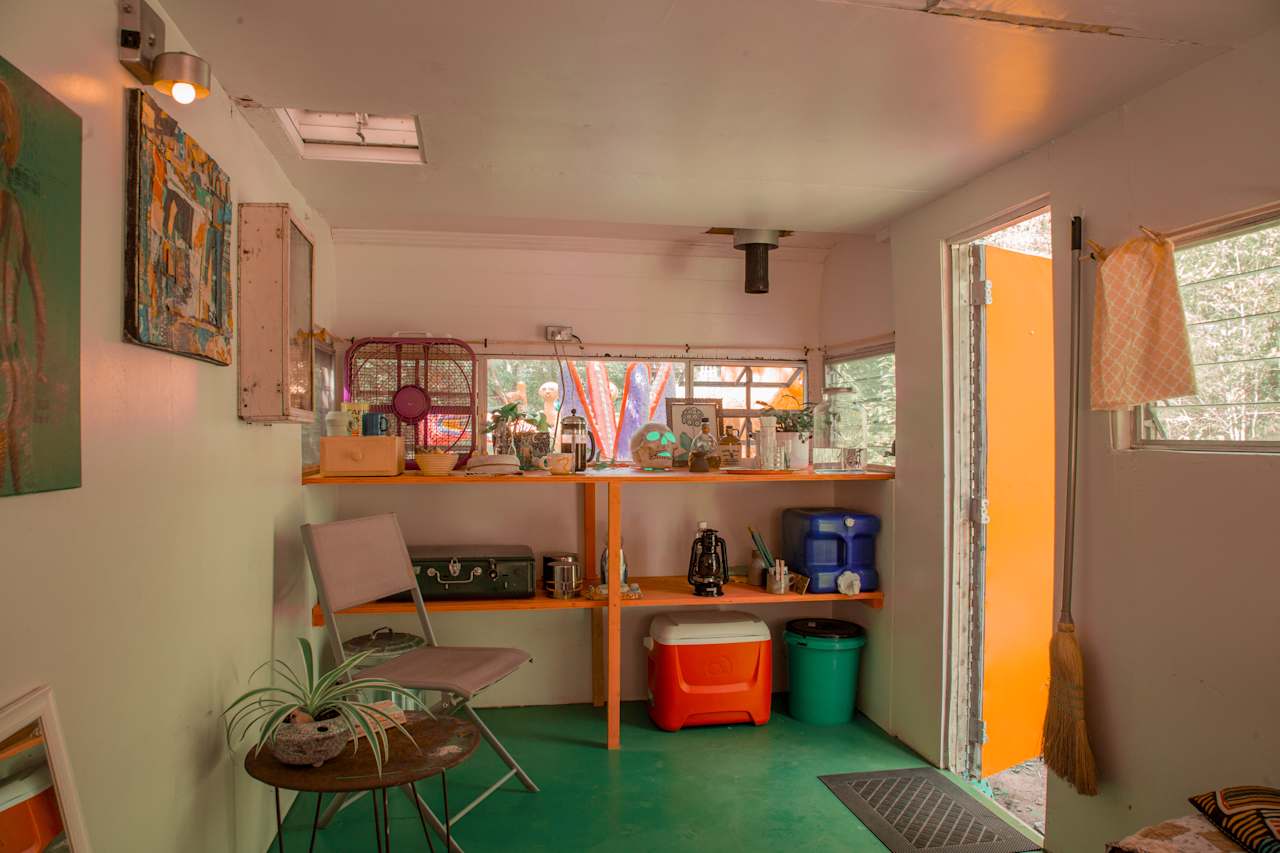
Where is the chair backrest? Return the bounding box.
[301,514,418,612]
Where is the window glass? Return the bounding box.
[301,345,336,467]
[486,358,685,461]
[1142,219,1280,444]
[825,352,896,465]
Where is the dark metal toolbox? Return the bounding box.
[386,545,536,601]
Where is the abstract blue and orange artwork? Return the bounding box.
[124,89,232,365]
[0,54,81,498]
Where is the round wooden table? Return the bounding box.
[244,713,478,853]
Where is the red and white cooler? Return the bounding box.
[644,610,772,731]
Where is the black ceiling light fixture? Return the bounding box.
[708,228,792,293]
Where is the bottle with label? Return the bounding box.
[688,417,717,472]
[718,425,741,468]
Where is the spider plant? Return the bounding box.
[223,638,427,774]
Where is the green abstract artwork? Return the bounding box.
[0,55,82,497]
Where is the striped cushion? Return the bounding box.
[1189,787,1280,853]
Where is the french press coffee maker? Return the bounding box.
[559,408,597,471]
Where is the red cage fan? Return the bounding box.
[345,337,477,467]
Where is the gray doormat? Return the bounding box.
[820,768,1040,853]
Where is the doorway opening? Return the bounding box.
[946,207,1054,837]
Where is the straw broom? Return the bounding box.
[1042,217,1098,796]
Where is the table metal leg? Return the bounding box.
[442,770,451,853]
[271,787,287,853]
[372,786,384,853]
[410,782,437,853]
[383,787,392,853]
[309,793,322,853]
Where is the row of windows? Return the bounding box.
[303,348,898,465]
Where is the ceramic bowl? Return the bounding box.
[415,452,459,476]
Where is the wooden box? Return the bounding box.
[320,437,406,477]
[238,203,315,423]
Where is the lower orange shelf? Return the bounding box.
[311,576,883,625]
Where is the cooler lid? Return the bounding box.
[786,618,865,639]
[649,611,770,645]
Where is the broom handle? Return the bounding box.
[1061,216,1084,624]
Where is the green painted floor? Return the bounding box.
[272,699,1030,852]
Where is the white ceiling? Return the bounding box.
[163,0,1280,236]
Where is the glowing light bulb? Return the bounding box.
[170,81,196,104]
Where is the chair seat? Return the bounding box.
[362,645,532,699]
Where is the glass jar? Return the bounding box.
[826,387,867,471]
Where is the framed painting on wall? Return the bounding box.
[664,398,721,465]
[0,686,91,851]
[124,89,233,365]
[0,54,82,498]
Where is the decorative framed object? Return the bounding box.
[236,203,315,422]
[124,89,233,365]
[0,54,82,498]
[664,398,721,465]
[0,686,91,851]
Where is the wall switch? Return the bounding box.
[545,325,574,342]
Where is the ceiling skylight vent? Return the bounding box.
[276,109,425,165]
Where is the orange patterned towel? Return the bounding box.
[1089,234,1197,411]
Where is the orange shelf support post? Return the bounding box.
[584,483,604,708]
[606,482,622,749]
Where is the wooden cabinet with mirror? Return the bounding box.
[237,203,315,423]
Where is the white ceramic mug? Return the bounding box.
[537,452,575,475]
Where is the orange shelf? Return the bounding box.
[621,575,884,609]
[302,468,893,486]
[313,575,882,625]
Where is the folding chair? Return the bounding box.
[301,514,539,852]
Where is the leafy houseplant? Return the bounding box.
[759,403,818,470]
[223,638,425,772]
[758,403,817,437]
[485,402,550,454]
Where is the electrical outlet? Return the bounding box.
[545,325,574,342]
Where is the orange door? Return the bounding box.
[980,246,1055,777]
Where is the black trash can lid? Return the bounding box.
[786,618,865,639]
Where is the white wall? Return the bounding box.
[887,26,1280,852]
[334,231,826,347]
[820,235,894,349]
[0,3,335,852]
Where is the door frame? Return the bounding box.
[941,198,1051,780]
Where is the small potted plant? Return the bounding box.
[758,403,817,470]
[223,638,425,771]
[486,402,551,465]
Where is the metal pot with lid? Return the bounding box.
[342,626,425,666]
[559,408,597,471]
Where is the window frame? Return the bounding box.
[476,348,809,458]
[822,340,897,464]
[1131,201,1280,454]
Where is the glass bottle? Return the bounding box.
[718,425,741,468]
[688,417,717,472]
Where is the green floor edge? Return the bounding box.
[269,699,1042,852]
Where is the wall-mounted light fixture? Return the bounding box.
[118,0,211,104]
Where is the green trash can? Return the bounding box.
[785,618,866,725]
